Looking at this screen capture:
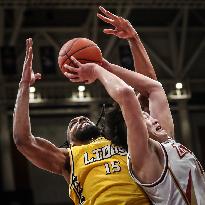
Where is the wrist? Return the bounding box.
[104,62,113,73]
[93,65,101,78]
[104,63,112,73]
[101,59,112,72]
[19,81,30,87]
[128,32,140,42]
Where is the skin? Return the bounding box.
[12,39,97,184]
[68,116,96,146]
[142,112,169,143]
[97,6,157,80]
[97,6,174,139]
[64,56,169,184]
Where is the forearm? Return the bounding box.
[13,82,33,145]
[13,82,67,176]
[128,33,157,80]
[105,63,160,97]
[95,66,132,104]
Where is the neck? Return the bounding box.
[150,133,170,143]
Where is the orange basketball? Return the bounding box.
[58,38,102,74]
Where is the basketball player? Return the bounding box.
[96,6,174,140]
[97,6,159,113]
[65,55,205,205]
[96,8,205,203]
[13,38,151,205]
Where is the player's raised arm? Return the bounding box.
[99,60,175,139]
[97,6,157,80]
[13,38,69,176]
[97,7,174,139]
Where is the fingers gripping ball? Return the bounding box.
[58,38,102,75]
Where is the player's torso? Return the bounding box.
[68,137,150,205]
[145,140,205,205]
[163,140,205,204]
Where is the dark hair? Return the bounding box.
[60,125,101,148]
[104,103,128,151]
[60,112,105,148]
[60,104,127,149]
[73,124,101,142]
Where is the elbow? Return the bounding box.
[117,86,136,105]
[155,81,163,89]
[13,133,32,149]
[148,81,164,95]
[13,133,24,147]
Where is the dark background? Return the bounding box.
[0,0,205,204]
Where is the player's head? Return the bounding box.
[67,116,101,146]
[142,111,168,142]
[105,103,168,149]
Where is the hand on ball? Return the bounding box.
[64,56,98,84]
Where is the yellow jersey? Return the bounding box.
[68,137,150,205]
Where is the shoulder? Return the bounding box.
[59,147,70,156]
[128,139,168,185]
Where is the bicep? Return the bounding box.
[17,136,68,175]
[149,87,175,139]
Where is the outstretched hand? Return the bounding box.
[64,57,98,84]
[97,6,136,39]
[20,38,41,85]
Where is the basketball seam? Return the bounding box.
[65,44,97,59]
[61,44,100,70]
[59,38,79,57]
[67,58,101,66]
[61,58,68,70]
[74,58,101,63]
[68,61,74,66]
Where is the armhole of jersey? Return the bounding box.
[67,148,74,186]
[128,142,169,187]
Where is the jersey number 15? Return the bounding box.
[104,161,121,175]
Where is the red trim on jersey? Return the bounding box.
[171,143,192,159]
[185,170,192,203]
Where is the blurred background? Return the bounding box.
[0,0,205,204]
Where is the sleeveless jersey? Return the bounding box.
[68,137,150,205]
[128,139,205,205]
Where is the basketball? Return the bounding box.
[58,38,103,74]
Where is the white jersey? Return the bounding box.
[128,139,205,205]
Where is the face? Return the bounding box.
[142,112,168,141]
[67,116,98,146]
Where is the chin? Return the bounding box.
[74,124,101,142]
[149,131,168,143]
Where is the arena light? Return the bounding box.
[168,82,191,100]
[29,86,36,93]
[71,85,91,101]
[78,85,85,99]
[29,86,43,103]
[78,85,85,92]
[175,82,183,90]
